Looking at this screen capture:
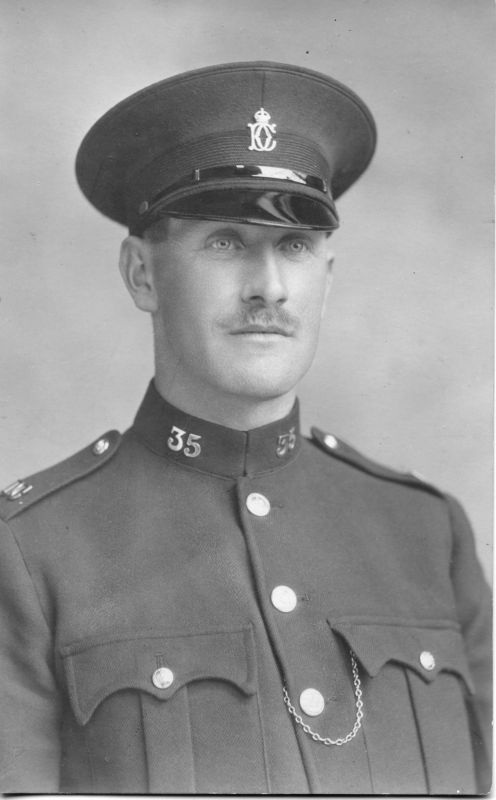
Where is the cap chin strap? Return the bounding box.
[190,165,329,194]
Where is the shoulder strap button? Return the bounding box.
[92,438,110,456]
[324,433,338,450]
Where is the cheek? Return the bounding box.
[292,271,329,327]
[156,275,223,356]
[154,272,196,343]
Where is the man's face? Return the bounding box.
[146,218,333,407]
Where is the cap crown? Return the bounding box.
[76,61,376,233]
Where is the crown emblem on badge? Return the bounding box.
[254,108,271,124]
[247,107,277,152]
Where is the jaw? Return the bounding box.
[211,335,316,400]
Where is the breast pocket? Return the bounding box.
[60,625,268,794]
[328,619,477,795]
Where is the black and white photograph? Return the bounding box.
[0,0,492,795]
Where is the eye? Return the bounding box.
[282,237,311,255]
[206,234,241,252]
[212,238,233,250]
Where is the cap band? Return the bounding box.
[126,130,332,221]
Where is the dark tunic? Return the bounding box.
[0,382,491,794]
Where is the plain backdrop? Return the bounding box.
[0,0,493,581]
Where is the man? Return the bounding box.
[0,61,491,794]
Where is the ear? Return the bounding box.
[119,236,158,313]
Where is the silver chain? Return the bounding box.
[282,649,364,746]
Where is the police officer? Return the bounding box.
[0,62,491,794]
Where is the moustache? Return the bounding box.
[218,307,299,334]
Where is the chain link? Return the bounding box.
[282,649,364,746]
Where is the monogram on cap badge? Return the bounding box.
[247,108,277,152]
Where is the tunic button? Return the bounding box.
[299,688,325,716]
[246,492,271,517]
[152,667,174,689]
[271,585,297,613]
[419,650,436,671]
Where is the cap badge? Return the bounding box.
[247,107,277,152]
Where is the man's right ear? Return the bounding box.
[118,236,158,313]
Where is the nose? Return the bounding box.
[241,246,288,306]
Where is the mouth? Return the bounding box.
[230,325,293,337]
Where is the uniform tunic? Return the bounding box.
[0,382,491,794]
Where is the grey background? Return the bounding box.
[0,0,493,580]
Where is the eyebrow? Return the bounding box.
[204,226,243,238]
[275,230,315,245]
[277,230,312,239]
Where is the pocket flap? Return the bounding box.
[60,625,257,724]
[328,619,474,694]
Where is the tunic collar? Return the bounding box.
[132,381,301,478]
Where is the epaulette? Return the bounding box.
[310,427,443,498]
[0,431,122,523]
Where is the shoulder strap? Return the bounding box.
[310,427,442,497]
[0,431,122,522]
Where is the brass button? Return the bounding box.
[324,434,338,450]
[246,492,271,517]
[271,585,297,613]
[92,438,110,456]
[152,667,174,689]
[299,688,325,717]
[419,651,436,671]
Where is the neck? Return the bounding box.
[153,373,296,430]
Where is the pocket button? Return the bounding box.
[419,650,436,671]
[152,667,174,689]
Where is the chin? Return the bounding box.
[220,368,305,402]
